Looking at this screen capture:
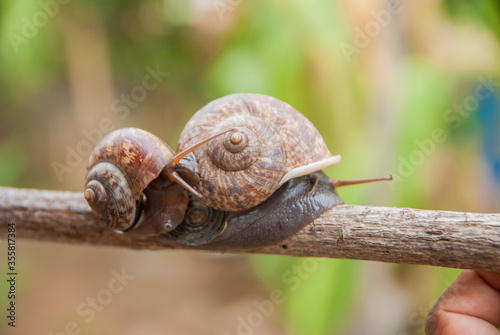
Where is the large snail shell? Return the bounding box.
[177,93,340,211]
[85,128,174,230]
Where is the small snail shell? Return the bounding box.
[176,93,341,211]
[84,128,176,231]
[168,198,227,245]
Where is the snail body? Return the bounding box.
[177,93,341,211]
[167,171,343,249]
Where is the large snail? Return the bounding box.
[84,94,391,249]
[176,94,342,211]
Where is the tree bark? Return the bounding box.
[0,187,499,272]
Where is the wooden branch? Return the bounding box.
[0,187,499,272]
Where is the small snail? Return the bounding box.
[84,127,229,236]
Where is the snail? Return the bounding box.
[163,93,391,248]
[84,127,230,236]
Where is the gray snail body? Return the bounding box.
[166,171,343,250]
[84,94,389,249]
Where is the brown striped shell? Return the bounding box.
[84,128,174,230]
[176,93,341,211]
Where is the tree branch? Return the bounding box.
[0,187,499,272]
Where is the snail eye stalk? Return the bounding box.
[330,173,393,188]
[166,129,235,198]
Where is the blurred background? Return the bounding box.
[0,0,499,334]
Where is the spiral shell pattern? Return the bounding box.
[177,93,336,211]
[85,128,174,230]
[168,199,227,245]
[85,163,137,230]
